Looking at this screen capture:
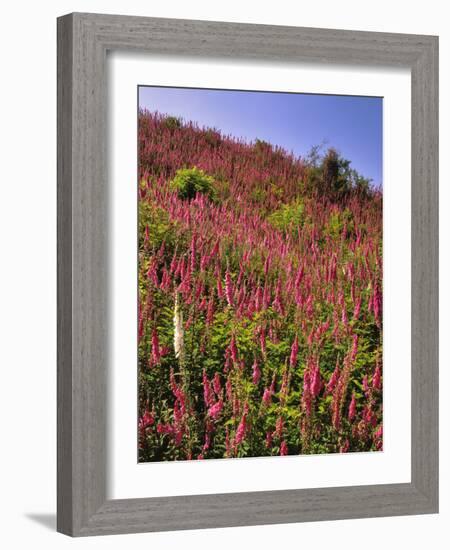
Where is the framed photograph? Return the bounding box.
[57,12,438,536]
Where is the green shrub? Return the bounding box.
[204,129,222,147]
[324,207,354,239]
[267,200,305,233]
[163,116,182,130]
[254,138,272,151]
[139,201,180,251]
[170,167,217,201]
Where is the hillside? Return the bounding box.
[138,110,382,461]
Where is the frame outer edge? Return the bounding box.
[411,36,439,509]
[75,11,426,65]
[74,12,109,535]
[77,484,429,536]
[57,12,439,536]
[57,13,74,536]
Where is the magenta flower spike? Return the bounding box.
[326,364,340,394]
[289,335,299,368]
[310,362,322,397]
[225,269,234,307]
[372,365,382,390]
[252,359,261,385]
[151,328,161,365]
[207,400,223,420]
[348,393,357,421]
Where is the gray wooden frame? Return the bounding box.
[57,12,439,537]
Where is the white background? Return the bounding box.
[0,1,447,549]
[109,54,411,499]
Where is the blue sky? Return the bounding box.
[139,86,383,186]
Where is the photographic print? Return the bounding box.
[138,86,383,462]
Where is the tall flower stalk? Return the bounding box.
[173,291,185,364]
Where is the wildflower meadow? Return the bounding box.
[138,108,383,462]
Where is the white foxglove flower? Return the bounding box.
[173,292,184,362]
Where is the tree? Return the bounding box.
[305,147,372,202]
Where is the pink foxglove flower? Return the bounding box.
[275,416,284,439]
[351,334,359,362]
[190,234,197,272]
[151,328,161,365]
[235,403,249,445]
[210,239,220,258]
[373,284,382,326]
[202,369,214,407]
[310,363,322,397]
[348,393,357,421]
[332,402,341,431]
[259,326,267,356]
[225,269,234,307]
[157,423,174,435]
[226,377,233,402]
[225,427,231,457]
[252,359,261,385]
[363,405,377,427]
[295,265,304,288]
[207,400,223,420]
[255,286,263,311]
[301,371,312,416]
[289,335,299,368]
[264,254,271,276]
[138,316,145,343]
[229,334,238,365]
[212,372,222,395]
[372,365,382,390]
[262,387,272,406]
[341,304,348,326]
[362,375,370,393]
[216,275,224,299]
[353,296,362,320]
[206,296,215,325]
[139,409,154,430]
[326,364,340,394]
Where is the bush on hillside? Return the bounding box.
[267,199,306,234]
[170,167,217,201]
[163,115,182,131]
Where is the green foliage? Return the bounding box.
[250,186,267,205]
[170,167,217,201]
[324,208,354,239]
[212,170,231,201]
[267,199,306,233]
[139,199,174,250]
[269,182,284,200]
[204,129,222,147]
[254,138,272,153]
[305,147,373,202]
[254,139,286,166]
[163,115,182,130]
